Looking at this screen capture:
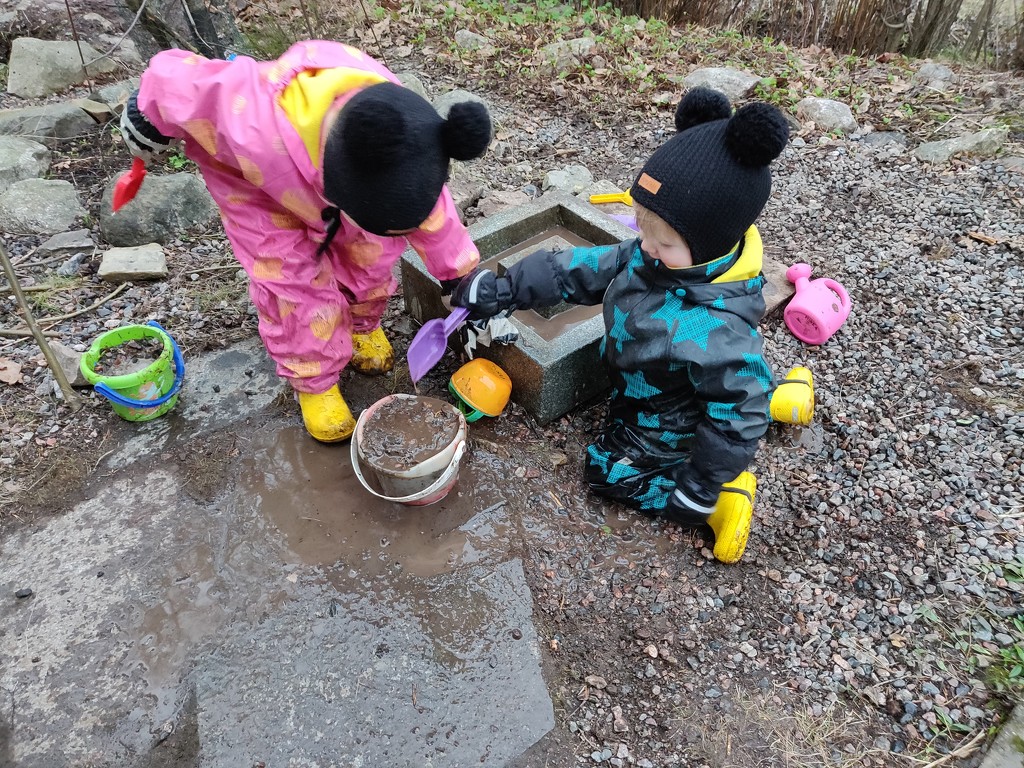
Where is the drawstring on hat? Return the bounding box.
[318,206,342,256]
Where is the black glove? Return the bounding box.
[439,278,461,297]
[664,471,720,524]
[119,91,175,164]
[450,268,514,320]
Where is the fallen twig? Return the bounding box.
[1,283,128,335]
[912,729,986,767]
[38,284,129,328]
[0,328,61,339]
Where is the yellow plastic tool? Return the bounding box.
[589,190,633,206]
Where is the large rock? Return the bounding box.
[395,72,429,101]
[89,77,141,116]
[6,37,119,98]
[537,37,595,74]
[0,136,51,193]
[0,178,84,235]
[433,89,491,121]
[914,127,1009,164]
[0,103,97,146]
[681,67,762,102]
[912,62,955,91]
[542,164,594,195]
[796,97,859,135]
[100,172,218,246]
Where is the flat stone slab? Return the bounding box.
[196,558,553,767]
[980,704,1024,768]
[0,103,96,146]
[98,243,168,282]
[0,337,553,767]
[38,228,95,259]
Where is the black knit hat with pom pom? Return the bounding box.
[630,86,789,264]
[323,82,491,237]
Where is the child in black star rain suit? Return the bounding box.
[452,87,811,563]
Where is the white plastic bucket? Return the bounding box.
[350,394,467,506]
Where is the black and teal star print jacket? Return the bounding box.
[504,225,775,493]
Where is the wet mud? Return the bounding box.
[358,395,461,472]
[237,425,509,579]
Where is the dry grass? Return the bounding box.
[671,691,893,768]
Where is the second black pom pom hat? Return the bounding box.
[629,86,790,264]
[323,82,491,236]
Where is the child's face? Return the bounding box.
[636,213,693,269]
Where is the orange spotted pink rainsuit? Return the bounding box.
[136,41,481,394]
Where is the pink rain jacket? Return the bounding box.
[137,41,480,393]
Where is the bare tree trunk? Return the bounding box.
[964,0,997,61]
[905,0,965,57]
[1010,4,1024,69]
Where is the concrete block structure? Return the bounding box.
[400,192,794,425]
[401,192,635,425]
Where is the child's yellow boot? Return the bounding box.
[350,328,393,375]
[770,366,815,426]
[297,385,355,443]
[707,472,756,564]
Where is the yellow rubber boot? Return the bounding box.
[297,385,355,443]
[350,328,393,375]
[707,471,756,564]
[770,366,815,426]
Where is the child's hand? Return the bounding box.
[119,92,175,165]
[450,268,513,320]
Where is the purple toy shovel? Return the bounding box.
[407,306,470,383]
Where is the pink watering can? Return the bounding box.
[784,263,851,345]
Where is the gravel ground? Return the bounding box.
[2,37,1024,768]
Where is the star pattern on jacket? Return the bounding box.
[736,352,773,392]
[621,369,662,399]
[569,245,611,273]
[651,290,684,332]
[672,304,726,350]
[609,306,636,353]
[707,401,739,422]
[626,244,644,280]
[660,429,694,448]
[607,460,642,484]
[637,475,674,510]
[637,411,660,428]
[587,444,611,474]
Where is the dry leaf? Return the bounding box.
[0,358,23,385]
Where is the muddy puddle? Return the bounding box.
[236,426,510,579]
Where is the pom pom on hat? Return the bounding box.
[323,82,492,236]
[629,87,789,264]
[674,87,731,133]
[725,102,790,167]
[442,101,492,161]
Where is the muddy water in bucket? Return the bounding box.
[359,396,460,475]
[354,395,466,505]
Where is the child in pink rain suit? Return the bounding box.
[119,41,492,442]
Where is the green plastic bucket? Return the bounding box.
[80,321,185,422]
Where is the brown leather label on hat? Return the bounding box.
[637,173,661,194]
